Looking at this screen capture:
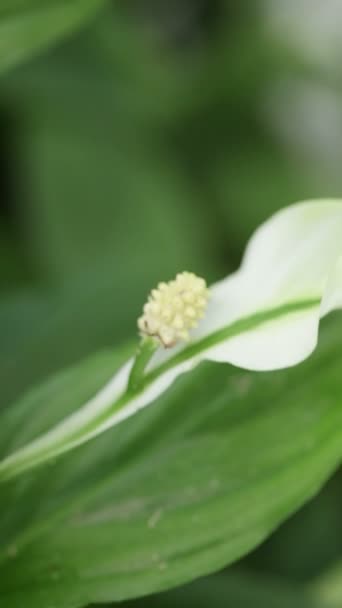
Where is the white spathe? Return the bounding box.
[151,199,342,372]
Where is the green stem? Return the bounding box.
[127,337,158,392]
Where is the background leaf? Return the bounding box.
[0,0,106,74]
[312,562,342,608]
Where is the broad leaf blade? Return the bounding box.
[0,317,341,606]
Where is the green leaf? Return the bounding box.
[0,0,105,74]
[0,315,342,606]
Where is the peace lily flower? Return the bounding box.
[138,271,210,347]
[1,199,342,481]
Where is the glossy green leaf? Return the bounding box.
[0,314,342,606]
[0,0,105,74]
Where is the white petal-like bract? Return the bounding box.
[151,199,342,372]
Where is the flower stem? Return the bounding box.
[127,337,158,393]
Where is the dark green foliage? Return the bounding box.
[1,2,342,607]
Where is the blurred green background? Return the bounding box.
[1,1,342,606]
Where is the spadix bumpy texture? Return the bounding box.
[1,199,342,480]
[138,272,209,347]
